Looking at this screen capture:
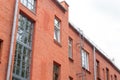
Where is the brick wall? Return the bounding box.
[0,0,15,80]
[0,0,119,80]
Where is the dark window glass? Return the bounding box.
[106,68,109,80]
[114,75,117,80]
[53,62,60,80]
[96,60,100,78]
[69,76,73,80]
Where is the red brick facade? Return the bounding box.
[0,0,119,80]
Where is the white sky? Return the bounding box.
[59,0,120,69]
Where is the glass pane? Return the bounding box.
[53,63,60,80]
[54,19,58,25]
[12,77,20,80]
[28,3,32,10]
[68,39,72,58]
[54,65,59,73]
[28,0,32,3]
[54,74,58,80]
[54,29,57,41]
[24,0,27,6]
[57,30,60,42]
[82,50,85,68]
[69,46,72,58]
[86,54,89,69]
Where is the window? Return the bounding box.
[0,40,3,63]
[81,49,89,70]
[69,76,73,80]
[54,18,60,43]
[114,75,117,80]
[53,62,60,80]
[96,60,100,78]
[12,14,34,80]
[68,38,73,59]
[106,68,109,80]
[103,69,105,80]
[20,0,36,12]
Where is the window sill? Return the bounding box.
[54,39,62,47]
[69,57,74,62]
[82,67,91,74]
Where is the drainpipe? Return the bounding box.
[6,0,19,80]
[93,47,96,80]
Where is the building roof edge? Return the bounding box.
[69,22,120,73]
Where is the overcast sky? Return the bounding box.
[58,0,120,69]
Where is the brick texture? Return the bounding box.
[0,0,119,80]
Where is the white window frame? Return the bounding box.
[81,49,89,70]
[54,18,60,43]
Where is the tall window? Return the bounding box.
[106,68,109,80]
[53,62,60,80]
[68,38,73,59]
[96,60,100,78]
[103,69,105,80]
[20,0,36,12]
[81,49,89,70]
[54,18,60,43]
[12,14,34,80]
[114,75,117,80]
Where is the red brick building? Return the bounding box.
[0,0,120,80]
